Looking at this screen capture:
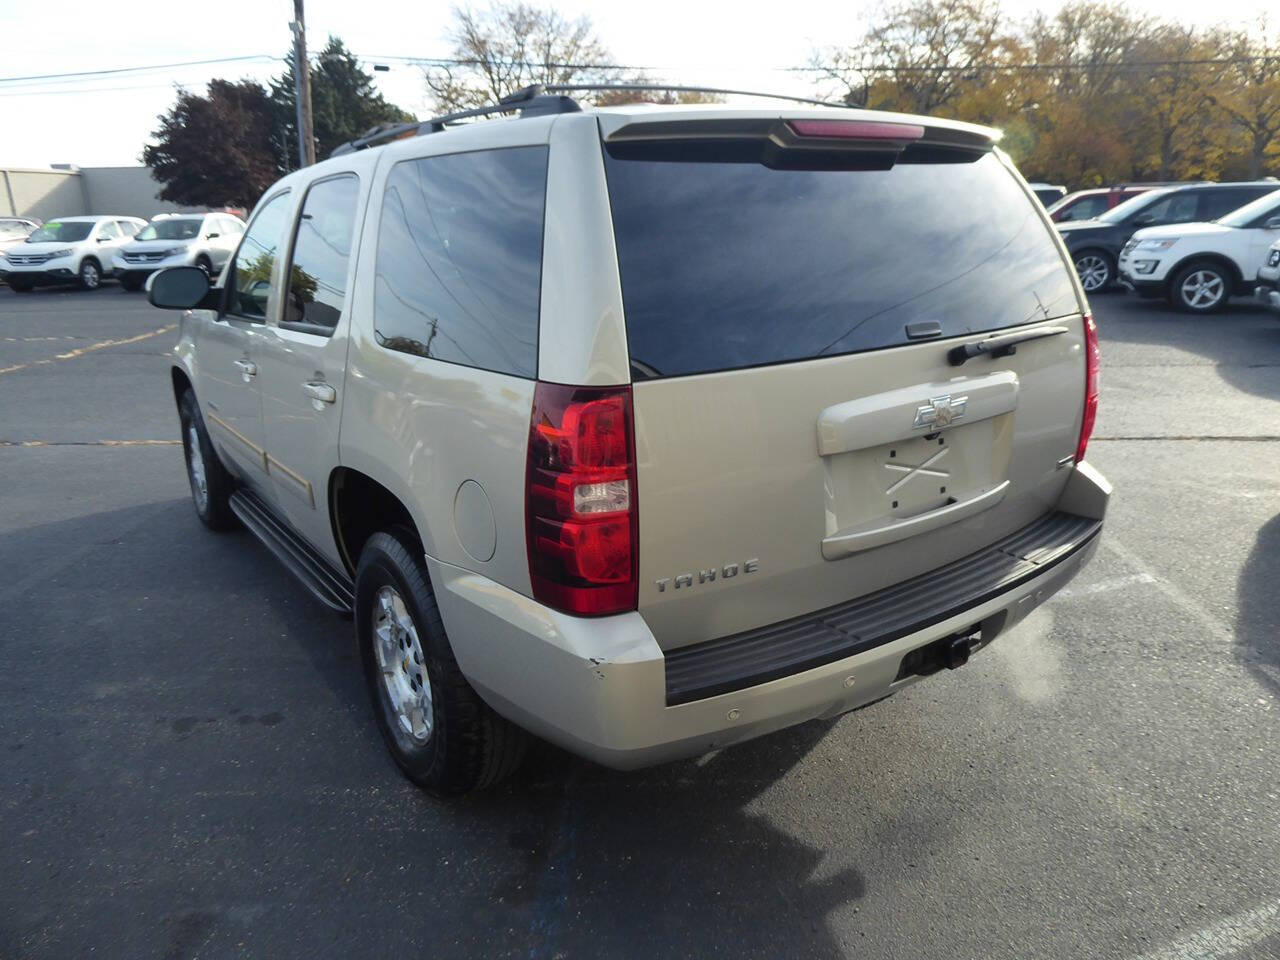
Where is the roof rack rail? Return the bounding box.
[330,85,580,157]
[329,83,850,158]
[542,83,850,109]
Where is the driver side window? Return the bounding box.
[227,192,291,320]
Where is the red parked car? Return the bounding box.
[1048,186,1150,222]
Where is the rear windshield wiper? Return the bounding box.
[947,325,1069,366]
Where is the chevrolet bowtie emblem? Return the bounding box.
[913,394,968,430]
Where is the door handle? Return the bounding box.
[234,358,257,381]
[303,380,337,405]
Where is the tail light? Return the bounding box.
[787,119,925,141]
[525,382,638,616]
[1076,313,1100,463]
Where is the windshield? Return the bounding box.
[136,218,202,241]
[1098,190,1169,224]
[28,220,93,242]
[1216,188,1280,227]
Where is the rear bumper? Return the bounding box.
[431,462,1110,770]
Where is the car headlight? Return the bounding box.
[1135,238,1178,251]
[47,248,74,259]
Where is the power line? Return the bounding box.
[0,55,281,85]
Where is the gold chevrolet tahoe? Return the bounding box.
[147,87,1109,796]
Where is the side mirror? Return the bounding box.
[1265,216,1280,230]
[148,266,216,310]
[96,237,108,243]
[205,232,220,239]
[1132,214,1155,226]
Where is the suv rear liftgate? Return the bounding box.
[600,115,1100,687]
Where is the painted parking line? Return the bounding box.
[1132,898,1280,960]
[0,439,179,447]
[0,323,175,376]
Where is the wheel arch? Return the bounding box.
[171,365,194,409]
[329,466,427,578]
[1165,253,1245,295]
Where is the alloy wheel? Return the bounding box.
[1075,254,1110,293]
[372,586,434,744]
[185,422,208,513]
[80,262,100,289]
[1180,269,1225,310]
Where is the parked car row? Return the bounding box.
[0,211,246,291]
[1052,180,1280,312]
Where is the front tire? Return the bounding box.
[1170,261,1230,313]
[355,530,526,796]
[1074,249,1114,294]
[177,389,237,530]
[78,259,102,290]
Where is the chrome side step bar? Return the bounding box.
[229,488,354,614]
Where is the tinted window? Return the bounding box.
[29,221,93,242]
[228,192,291,319]
[604,149,1078,379]
[284,175,360,333]
[1061,195,1107,221]
[1137,191,1200,224]
[374,146,547,378]
[1218,189,1280,227]
[1204,187,1274,221]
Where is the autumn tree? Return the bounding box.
[142,79,282,209]
[1211,23,1280,178]
[425,3,720,112]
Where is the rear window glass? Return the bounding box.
[603,148,1078,379]
[373,146,547,378]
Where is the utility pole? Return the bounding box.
[290,0,316,167]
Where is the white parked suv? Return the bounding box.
[143,86,1109,796]
[1,215,145,291]
[1118,187,1280,311]
[115,212,246,291]
[1254,239,1280,315]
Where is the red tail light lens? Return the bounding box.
[526,382,637,616]
[1076,313,1100,463]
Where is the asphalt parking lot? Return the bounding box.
[1,282,1278,960]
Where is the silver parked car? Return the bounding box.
[146,87,1109,796]
[115,212,245,291]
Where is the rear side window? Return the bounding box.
[284,174,360,334]
[1062,195,1106,221]
[1203,187,1271,220]
[373,146,547,378]
[603,148,1078,379]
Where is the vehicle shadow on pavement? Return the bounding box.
[0,497,866,959]
[1236,513,1280,699]
[1094,294,1280,401]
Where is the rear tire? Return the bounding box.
[177,389,237,530]
[1170,261,1230,313]
[355,530,527,796]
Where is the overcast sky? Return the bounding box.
[0,0,1267,169]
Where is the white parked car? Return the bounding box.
[115,212,245,291]
[1118,188,1280,312]
[0,218,39,252]
[1254,238,1280,315]
[1,215,145,291]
